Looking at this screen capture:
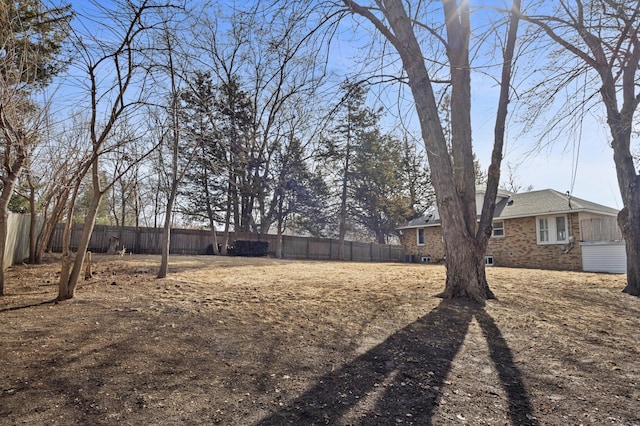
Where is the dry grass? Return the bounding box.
[0,254,638,425]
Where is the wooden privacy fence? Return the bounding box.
[49,224,405,263]
[3,214,41,269]
[580,217,623,242]
[281,235,405,262]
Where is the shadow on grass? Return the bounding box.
[257,299,537,425]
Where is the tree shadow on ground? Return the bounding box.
[257,299,537,425]
[0,299,57,313]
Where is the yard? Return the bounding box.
[0,254,638,425]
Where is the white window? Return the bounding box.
[536,215,568,244]
[538,218,549,242]
[492,221,505,238]
[417,228,425,246]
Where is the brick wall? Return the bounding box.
[400,226,445,262]
[400,212,583,271]
[486,213,582,271]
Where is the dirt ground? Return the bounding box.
[0,254,639,425]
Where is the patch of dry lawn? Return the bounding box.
[0,255,638,425]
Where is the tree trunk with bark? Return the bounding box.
[343,0,520,303]
[58,182,101,300]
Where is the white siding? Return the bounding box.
[581,242,627,273]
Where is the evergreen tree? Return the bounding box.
[214,76,257,233]
[350,131,432,244]
[319,80,378,256]
[271,135,330,240]
[0,0,72,88]
[178,71,226,229]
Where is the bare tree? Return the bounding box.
[155,18,197,279]
[57,0,172,300]
[500,162,534,193]
[25,119,92,264]
[340,0,522,303]
[181,2,337,251]
[520,1,640,296]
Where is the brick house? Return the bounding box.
[397,188,624,272]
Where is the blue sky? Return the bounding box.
[469,74,622,209]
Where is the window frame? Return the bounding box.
[417,228,425,246]
[492,221,505,238]
[536,215,569,245]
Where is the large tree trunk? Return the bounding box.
[385,0,491,302]
[440,225,493,301]
[610,117,640,296]
[598,59,640,296]
[619,205,640,295]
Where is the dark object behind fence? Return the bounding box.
[232,240,269,257]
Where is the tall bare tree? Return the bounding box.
[155,16,198,279]
[521,0,640,296]
[183,2,336,247]
[57,0,172,300]
[340,0,522,303]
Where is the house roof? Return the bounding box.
[398,189,619,229]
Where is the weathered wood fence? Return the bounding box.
[580,217,623,242]
[3,214,40,269]
[49,224,405,262]
[282,235,405,262]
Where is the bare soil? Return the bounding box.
[1,254,639,425]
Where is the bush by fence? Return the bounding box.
[49,224,404,263]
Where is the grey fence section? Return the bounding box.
[48,224,404,262]
[50,225,277,255]
[580,218,623,242]
[3,214,40,269]
[281,235,404,262]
